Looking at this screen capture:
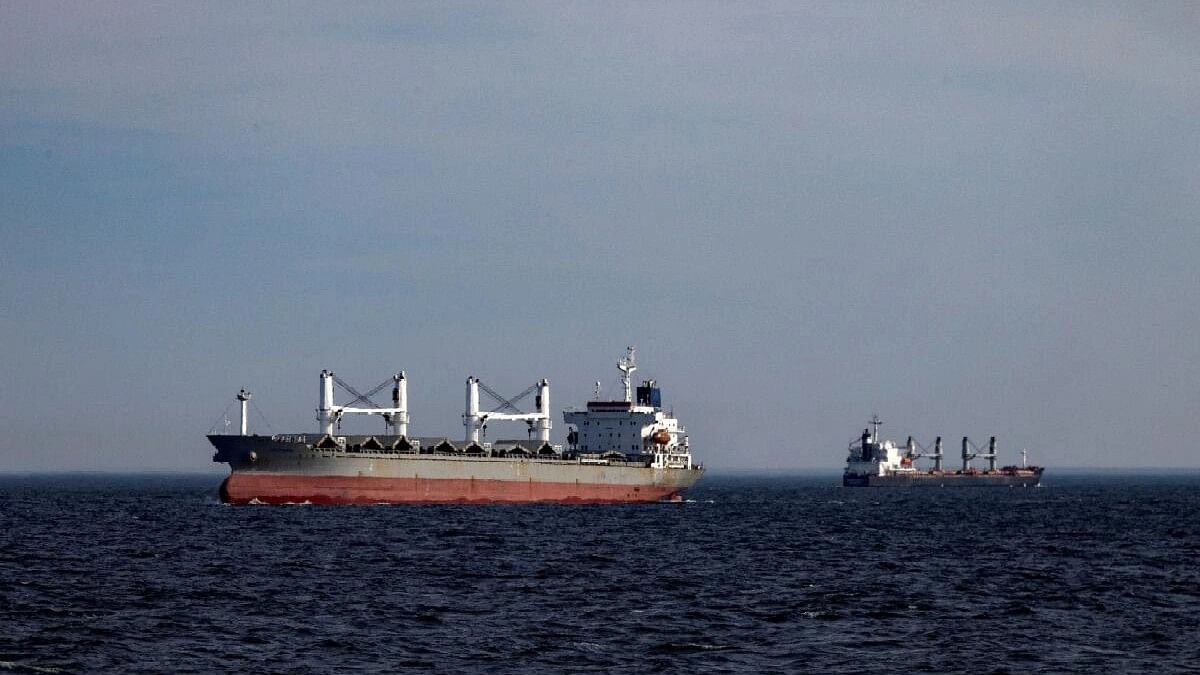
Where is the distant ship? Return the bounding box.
[208,348,704,504]
[843,416,1044,487]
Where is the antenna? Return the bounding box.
[593,380,602,400]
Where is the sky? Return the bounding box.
[1,2,1198,472]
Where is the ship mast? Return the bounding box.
[617,346,637,403]
[869,414,882,443]
[236,388,251,436]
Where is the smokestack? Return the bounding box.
[962,436,971,472]
[988,436,997,472]
[934,436,943,472]
[861,429,872,462]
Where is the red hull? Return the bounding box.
[221,473,684,505]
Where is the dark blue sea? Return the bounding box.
[2,473,1199,674]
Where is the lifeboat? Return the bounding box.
[650,429,671,445]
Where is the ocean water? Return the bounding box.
[1,473,1198,674]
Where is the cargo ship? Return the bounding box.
[208,348,703,504]
[842,416,1044,487]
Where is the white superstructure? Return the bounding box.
[844,416,921,478]
[563,347,694,470]
[844,415,950,478]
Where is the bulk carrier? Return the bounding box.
[843,416,1044,487]
[208,348,703,504]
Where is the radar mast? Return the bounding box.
[617,346,637,403]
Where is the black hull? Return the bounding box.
[843,469,1043,487]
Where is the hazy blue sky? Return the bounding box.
[2,3,1197,471]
